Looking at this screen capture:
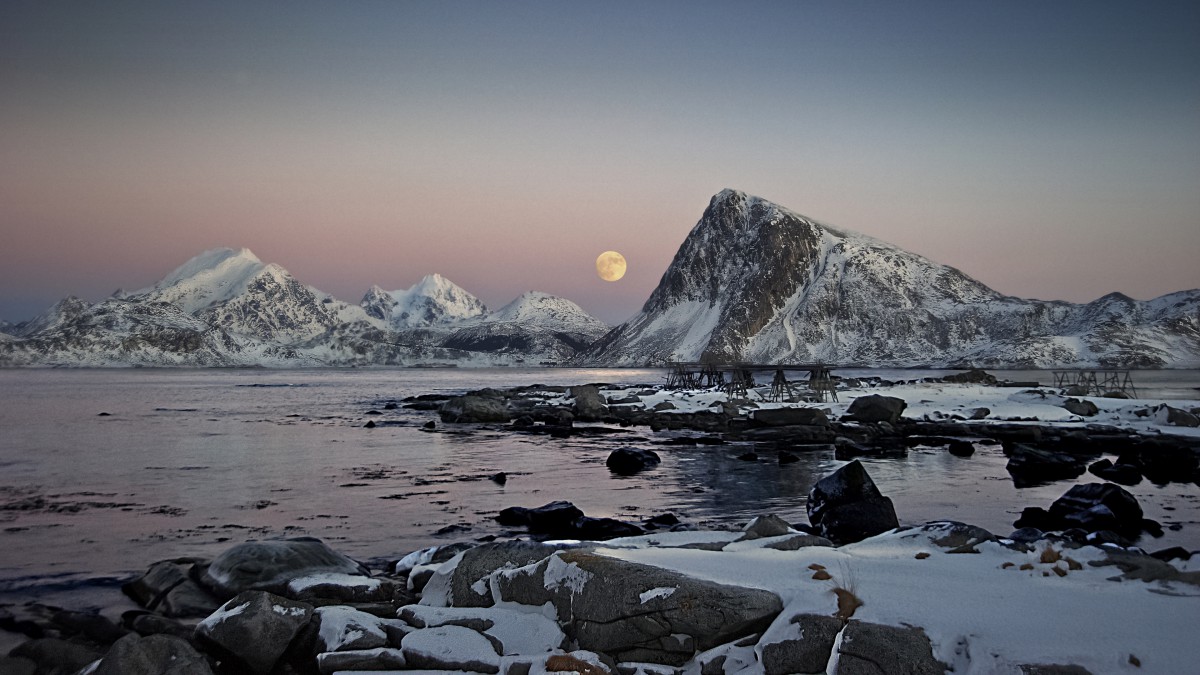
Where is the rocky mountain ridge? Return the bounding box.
[0,248,609,367]
[579,189,1200,368]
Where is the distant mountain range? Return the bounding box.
[3,190,1198,368]
[0,248,608,366]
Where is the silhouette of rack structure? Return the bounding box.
[1050,369,1138,398]
[665,362,839,402]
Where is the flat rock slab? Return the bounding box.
[401,624,502,673]
[492,550,783,665]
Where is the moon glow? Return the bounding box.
[596,250,627,282]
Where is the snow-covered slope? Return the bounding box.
[1,250,608,366]
[361,274,487,329]
[440,292,611,361]
[580,190,1200,367]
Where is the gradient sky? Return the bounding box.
[2,1,1198,325]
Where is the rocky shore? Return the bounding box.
[4,372,1199,674]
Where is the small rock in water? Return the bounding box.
[423,420,436,430]
[806,460,898,545]
[606,447,661,475]
[363,420,376,428]
[947,440,975,457]
[489,472,507,485]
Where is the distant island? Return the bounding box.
[3,191,1198,368]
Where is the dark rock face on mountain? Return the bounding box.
[581,190,1200,367]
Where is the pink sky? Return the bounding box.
[2,2,1198,325]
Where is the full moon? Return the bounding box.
[596,250,627,282]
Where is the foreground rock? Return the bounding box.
[806,460,899,544]
[194,591,314,673]
[490,549,784,665]
[199,537,370,599]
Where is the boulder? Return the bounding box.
[90,633,213,675]
[1140,444,1199,484]
[834,621,946,674]
[1048,483,1144,538]
[491,550,783,665]
[1060,398,1099,417]
[572,516,646,540]
[947,440,975,457]
[757,613,842,675]
[9,638,106,675]
[450,541,562,607]
[740,514,795,539]
[1005,444,1086,487]
[194,591,314,674]
[843,395,907,424]
[496,500,585,533]
[943,369,997,384]
[1087,459,1141,486]
[807,461,899,545]
[401,624,501,673]
[751,407,830,427]
[439,395,512,423]
[570,385,609,421]
[966,407,991,420]
[606,447,662,475]
[1153,404,1200,428]
[312,605,393,652]
[199,537,369,599]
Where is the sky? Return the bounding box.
[1,1,1198,325]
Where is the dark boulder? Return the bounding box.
[1049,483,1144,538]
[751,407,830,427]
[495,500,584,533]
[198,537,368,599]
[606,447,662,475]
[194,591,314,675]
[943,369,997,384]
[1013,507,1059,532]
[91,633,213,675]
[843,395,907,424]
[947,440,975,457]
[572,516,645,540]
[1005,444,1086,487]
[1060,398,1099,417]
[1087,459,1141,486]
[1139,444,1199,485]
[806,460,899,545]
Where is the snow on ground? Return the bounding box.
[544,379,1200,439]
[597,526,1200,674]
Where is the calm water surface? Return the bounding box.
[1,367,1197,610]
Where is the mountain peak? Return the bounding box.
[360,273,487,329]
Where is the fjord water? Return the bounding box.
[1,368,1197,609]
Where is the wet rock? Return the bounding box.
[947,440,975,457]
[194,591,314,674]
[123,612,196,640]
[50,609,128,645]
[496,500,584,533]
[1060,398,1099,417]
[835,621,946,674]
[198,537,368,599]
[90,633,213,675]
[843,394,907,424]
[491,550,783,665]
[574,516,646,540]
[1087,458,1141,486]
[807,460,899,545]
[439,395,512,423]
[1005,444,1086,487]
[606,447,662,475]
[751,407,830,427]
[1049,483,1143,538]
[1013,507,1058,532]
[490,471,508,484]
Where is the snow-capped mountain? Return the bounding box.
[441,292,611,360]
[580,189,1200,367]
[0,248,609,367]
[361,274,487,329]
